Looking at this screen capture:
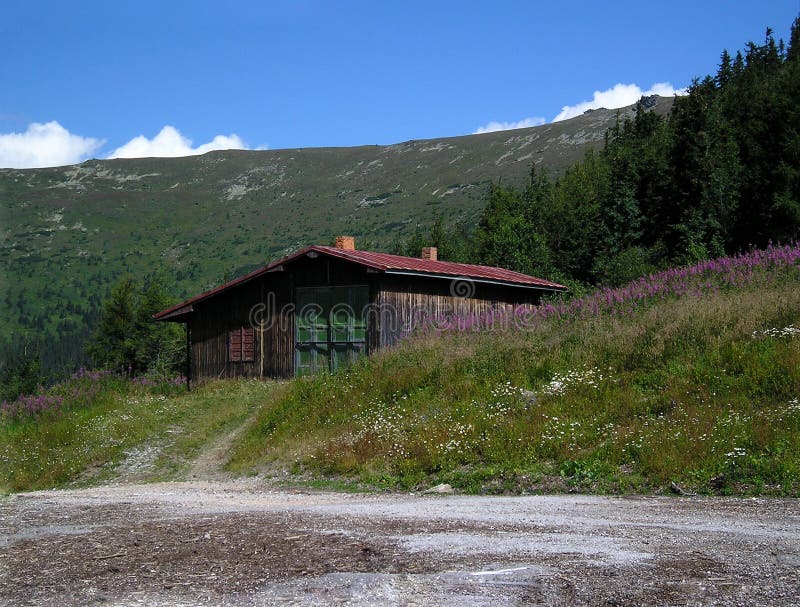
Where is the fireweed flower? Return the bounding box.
[419,243,800,336]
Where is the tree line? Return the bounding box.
[1,276,185,402]
[398,17,800,290]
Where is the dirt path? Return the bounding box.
[187,412,259,480]
[1,480,798,606]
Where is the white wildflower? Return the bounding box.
[751,324,800,338]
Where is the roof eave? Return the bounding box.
[151,246,319,320]
[154,304,194,322]
[382,269,568,291]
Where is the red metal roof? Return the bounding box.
[154,245,566,320]
[312,246,566,287]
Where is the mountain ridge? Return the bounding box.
[0,96,674,368]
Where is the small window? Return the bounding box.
[228,327,255,362]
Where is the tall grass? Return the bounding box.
[0,374,270,493]
[229,245,800,494]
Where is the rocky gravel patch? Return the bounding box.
[1,481,798,606]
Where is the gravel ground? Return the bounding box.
[1,479,798,606]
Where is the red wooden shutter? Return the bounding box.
[228,329,242,362]
[242,327,255,362]
[229,327,255,362]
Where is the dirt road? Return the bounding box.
[1,480,798,606]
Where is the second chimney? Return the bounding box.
[334,236,356,250]
[421,246,437,261]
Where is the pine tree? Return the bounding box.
[788,16,800,62]
[87,278,137,374]
[717,50,734,86]
[87,277,184,376]
[545,149,606,282]
[0,345,42,401]
[134,276,184,377]
[474,180,553,277]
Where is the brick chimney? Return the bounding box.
[334,236,355,250]
[421,246,437,261]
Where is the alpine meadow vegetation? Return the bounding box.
[2,244,798,495]
[226,244,800,495]
[0,371,275,493]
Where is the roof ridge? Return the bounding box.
[155,244,566,320]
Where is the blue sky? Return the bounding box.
[1,1,798,167]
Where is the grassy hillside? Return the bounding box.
[0,97,672,370]
[2,244,798,495]
[227,244,800,494]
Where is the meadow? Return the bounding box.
[228,244,800,494]
[3,244,799,495]
[0,371,272,492]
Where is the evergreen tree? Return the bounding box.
[133,276,185,376]
[598,111,646,256]
[788,16,800,62]
[545,149,605,282]
[87,276,183,376]
[0,345,42,401]
[473,180,553,277]
[717,50,734,86]
[87,278,137,374]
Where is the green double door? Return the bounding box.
[295,286,369,376]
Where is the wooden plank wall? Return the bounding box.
[189,256,376,381]
[259,275,294,378]
[190,280,261,380]
[374,276,543,349]
[190,274,294,380]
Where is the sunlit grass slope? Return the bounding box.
[229,244,800,495]
[0,374,275,493]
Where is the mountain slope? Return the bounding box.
[0,97,673,367]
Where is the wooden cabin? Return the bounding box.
[154,237,566,380]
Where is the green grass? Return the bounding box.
[0,377,276,493]
[227,264,800,496]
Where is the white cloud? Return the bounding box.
[109,125,248,159]
[552,82,688,122]
[0,121,104,169]
[473,81,687,134]
[473,116,546,134]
